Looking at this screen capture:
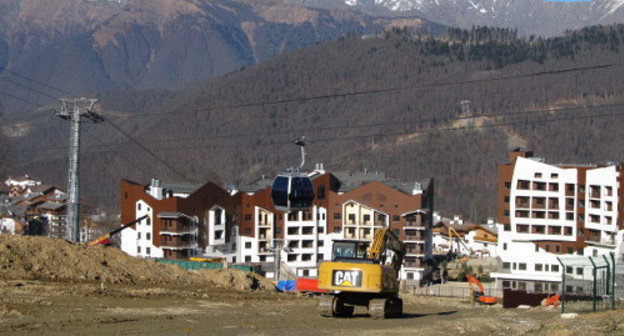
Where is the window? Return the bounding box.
[605,186,613,196]
[334,213,341,220]
[503,243,507,251]
[504,182,511,189]
[504,210,510,217]
[519,263,527,271]
[502,262,511,270]
[317,254,324,260]
[566,212,574,221]
[302,254,312,261]
[504,196,509,203]
[556,245,560,253]
[245,256,251,262]
[535,172,542,178]
[137,203,142,211]
[535,245,539,252]
[393,215,400,221]
[517,180,530,190]
[245,242,252,249]
[137,246,141,254]
[566,266,573,274]
[533,182,546,191]
[215,231,223,240]
[146,233,151,240]
[124,192,128,199]
[317,185,325,199]
[512,262,517,270]
[334,226,341,233]
[551,173,558,179]
[548,183,559,192]
[245,228,252,235]
[137,232,141,239]
[363,215,370,223]
[244,214,252,221]
[535,264,543,272]
[318,227,325,234]
[552,265,559,272]
[551,283,559,292]
[516,224,529,233]
[576,267,583,276]
[318,241,324,247]
[146,247,151,255]
[564,227,573,236]
[275,227,281,235]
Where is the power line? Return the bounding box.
[110,62,620,120]
[22,100,624,154]
[0,89,44,107]
[0,68,190,181]
[19,106,624,158]
[0,76,58,99]
[104,120,195,181]
[0,66,74,96]
[82,128,152,178]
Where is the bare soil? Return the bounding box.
[1,235,623,335]
[0,280,623,336]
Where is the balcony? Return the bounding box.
[160,224,197,235]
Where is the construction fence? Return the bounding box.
[403,282,503,299]
[155,259,258,273]
[557,253,621,313]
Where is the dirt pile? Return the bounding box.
[0,235,273,291]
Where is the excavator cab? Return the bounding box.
[332,240,374,262]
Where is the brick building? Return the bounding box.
[120,165,434,281]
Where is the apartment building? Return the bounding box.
[491,149,624,292]
[120,166,434,281]
[120,179,239,261]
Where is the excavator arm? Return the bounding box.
[369,228,405,276]
[88,215,148,246]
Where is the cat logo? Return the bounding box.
[332,270,362,287]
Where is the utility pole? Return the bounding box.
[56,98,103,242]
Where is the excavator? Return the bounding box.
[317,228,405,318]
[465,274,498,305]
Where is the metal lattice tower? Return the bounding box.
[56,98,103,242]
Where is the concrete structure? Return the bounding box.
[491,149,624,292]
[120,166,435,281]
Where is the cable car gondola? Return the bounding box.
[271,138,314,212]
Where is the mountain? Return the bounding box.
[297,0,624,36]
[7,25,624,220]
[0,0,440,111]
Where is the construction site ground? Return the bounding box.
[2,280,624,336]
[0,236,623,335]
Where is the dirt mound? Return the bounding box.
[0,235,273,291]
[196,268,275,291]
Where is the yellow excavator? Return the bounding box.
[317,228,405,318]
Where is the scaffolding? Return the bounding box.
[557,252,617,313]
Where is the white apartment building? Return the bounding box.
[492,149,624,292]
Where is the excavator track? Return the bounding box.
[369,297,402,319]
[369,298,389,319]
[318,295,335,317]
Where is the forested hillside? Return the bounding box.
[7,25,624,220]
